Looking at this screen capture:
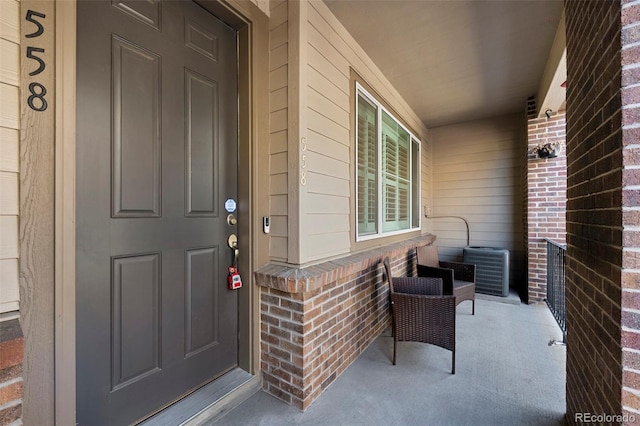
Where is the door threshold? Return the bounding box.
[139,368,259,426]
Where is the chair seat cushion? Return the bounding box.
[453,280,475,304]
[453,280,474,290]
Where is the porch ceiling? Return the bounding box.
[323,0,564,128]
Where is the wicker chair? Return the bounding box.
[383,257,456,373]
[416,245,476,315]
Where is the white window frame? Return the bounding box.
[356,83,421,242]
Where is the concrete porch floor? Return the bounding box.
[208,298,566,425]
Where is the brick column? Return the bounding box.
[526,105,567,303]
[565,1,628,422]
[621,1,640,421]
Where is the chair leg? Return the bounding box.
[472,299,475,315]
[393,337,397,365]
[452,350,455,374]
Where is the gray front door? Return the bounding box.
[76,1,239,423]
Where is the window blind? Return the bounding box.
[355,85,420,240]
[357,95,378,236]
[382,111,410,232]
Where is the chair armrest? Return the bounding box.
[417,265,454,295]
[392,277,443,296]
[439,261,475,283]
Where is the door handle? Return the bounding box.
[228,234,239,266]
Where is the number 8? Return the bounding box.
[28,83,48,111]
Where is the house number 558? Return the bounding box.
[24,10,48,112]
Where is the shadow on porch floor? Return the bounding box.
[208,298,566,426]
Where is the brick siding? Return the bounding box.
[255,236,433,410]
[523,97,535,304]
[621,0,640,421]
[526,108,567,303]
[565,0,625,422]
[0,320,23,425]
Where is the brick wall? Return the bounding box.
[526,108,567,303]
[0,319,23,424]
[255,236,432,410]
[523,97,534,303]
[621,0,640,420]
[565,0,625,422]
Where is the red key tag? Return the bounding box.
[228,266,242,290]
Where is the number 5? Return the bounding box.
[25,10,46,38]
[26,47,45,76]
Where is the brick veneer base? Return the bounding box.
[255,235,435,410]
[0,319,24,425]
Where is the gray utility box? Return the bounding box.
[463,247,510,297]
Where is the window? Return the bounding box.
[356,84,420,240]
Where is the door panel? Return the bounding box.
[186,70,219,216]
[112,36,162,217]
[76,1,238,424]
[185,18,219,61]
[185,247,219,355]
[112,0,162,30]
[111,254,161,390]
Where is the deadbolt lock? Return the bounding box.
[227,214,237,226]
